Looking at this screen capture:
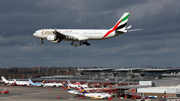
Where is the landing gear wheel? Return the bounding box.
[78,42,83,46]
[73,44,78,47]
[86,43,90,46]
[40,39,44,44]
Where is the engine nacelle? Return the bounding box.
[47,35,61,43]
[47,35,56,41]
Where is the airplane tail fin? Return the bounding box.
[42,80,46,83]
[76,82,81,85]
[13,79,17,84]
[66,85,72,91]
[67,80,71,85]
[111,12,129,31]
[1,76,8,82]
[102,12,130,39]
[80,86,89,93]
[28,79,34,84]
[112,12,142,33]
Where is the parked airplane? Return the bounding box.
[67,80,88,88]
[1,76,14,85]
[65,84,111,99]
[33,12,141,47]
[42,82,63,87]
[67,80,78,88]
[76,82,88,88]
[28,79,43,86]
[79,86,111,99]
[65,85,79,94]
[13,79,30,86]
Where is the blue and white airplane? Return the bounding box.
[65,85,79,94]
[29,79,43,86]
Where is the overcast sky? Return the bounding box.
[0,0,180,68]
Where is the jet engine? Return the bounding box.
[47,35,62,43]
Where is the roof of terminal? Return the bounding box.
[138,85,180,89]
[78,68,114,71]
[113,85,150,89]
[113,68,143,71]
[139,69,169,71]
[78,68,180,72]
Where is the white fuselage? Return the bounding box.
[43,82,63,87]
[68,90,79,94]
[68,84,88,88]
[82,93,111,99]
[3,80,14,85]
[14,81,30,86]
[1,77,14,85]
[33,29,123,41]
[68,84,78,88]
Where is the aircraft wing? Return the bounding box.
[53,29,89,41]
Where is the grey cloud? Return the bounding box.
[0,0,180,68]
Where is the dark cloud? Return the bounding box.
[0,0,180,68]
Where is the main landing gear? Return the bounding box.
[70,41,90,47]
[40,39,44,44]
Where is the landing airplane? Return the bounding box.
[1,76,14,85]
[13,79,30,86]
[28,79,43,86]
[33,12,141,47]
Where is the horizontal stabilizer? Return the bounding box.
[128,29,142,32]
[126,25,132,29]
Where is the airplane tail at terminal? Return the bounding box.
[80,86,89,93]
[76,82,81,85]
[67,80,71,85]
[42,80,46,83]
[66,85,72,91]
[28,79,34,84]
[76,82,83,90]
[1,76,8,82]
[13,79,17,85]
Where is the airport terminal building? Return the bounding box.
[4,67,180,98]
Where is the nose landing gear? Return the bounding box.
[40,39,44,44]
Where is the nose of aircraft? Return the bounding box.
[33,33,36,37]
[33,30,41,38]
